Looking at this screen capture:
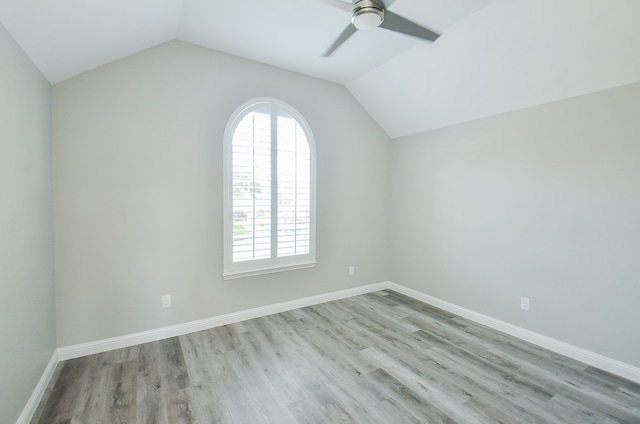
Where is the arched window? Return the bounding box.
[223,98,316,279]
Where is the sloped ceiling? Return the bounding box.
[1,0,639,138]
[350,0,640,137]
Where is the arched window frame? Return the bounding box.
[223,98,317,279]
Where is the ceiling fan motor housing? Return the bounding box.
[351,0,385,30]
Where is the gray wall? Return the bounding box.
[0,23,55,424]
[390,82,640,367]
[53,41,390,347]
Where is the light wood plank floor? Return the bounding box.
[32,290,640,423]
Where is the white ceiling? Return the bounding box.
[1,0,639,138]
[0,0,491,85]
[350,0,640,137]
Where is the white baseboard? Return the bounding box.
[19,280,640,424]
[16,350,59,424]
[54,280,640,385]
[58,282,390,361]
[387,282,640,385]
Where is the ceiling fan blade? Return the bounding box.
[312,0,353,12]
[323,24,358,56]
[380,10,440,43]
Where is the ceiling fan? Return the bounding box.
[316,0,440,56]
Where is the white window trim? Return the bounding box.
[222,98,317,279]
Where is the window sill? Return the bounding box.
[223,261,317,280]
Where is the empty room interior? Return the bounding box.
[2,0,640,423]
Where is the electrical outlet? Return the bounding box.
[162,295,171,308]
[520,297,530,312]
[348,266,355,276]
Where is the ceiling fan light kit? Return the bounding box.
[351,0,384,30]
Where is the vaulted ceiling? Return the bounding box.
[2,0,639,138]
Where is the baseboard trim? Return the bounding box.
[58,282,390,361]
[387,282,640,385]
[55,280,640,384]
[16,350,59,424]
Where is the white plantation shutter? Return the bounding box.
[277,112,311,257]
[224,99,316,279]
[231,109,272,262]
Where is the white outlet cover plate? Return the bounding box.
[162,295,171,308]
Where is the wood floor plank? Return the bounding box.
[463,396,547,424]
[615,385,640,407]
[289,365,361,423]
[159,337,191,390]
[584,366,640,402]
[204,349,250,424]
[383,290,458,320]
[69,355,111,423]
[104,360,138,424]
[209,325,238,353]
[547,393,623,424]
[424,345,568,423]
[361,340,478,407]
[34,357,91,424]
[163,387,199,424]
[158,338,198,423]
[362,346,487,423]
[136,341,169,424]
[367,367,456,424]
[33,290,640,424]
[294,312,379,378]
[232,329,298,423]
[295,337,389,414]
[414,328,556,403]
[302,303,374,351]
[370,397,424,424]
